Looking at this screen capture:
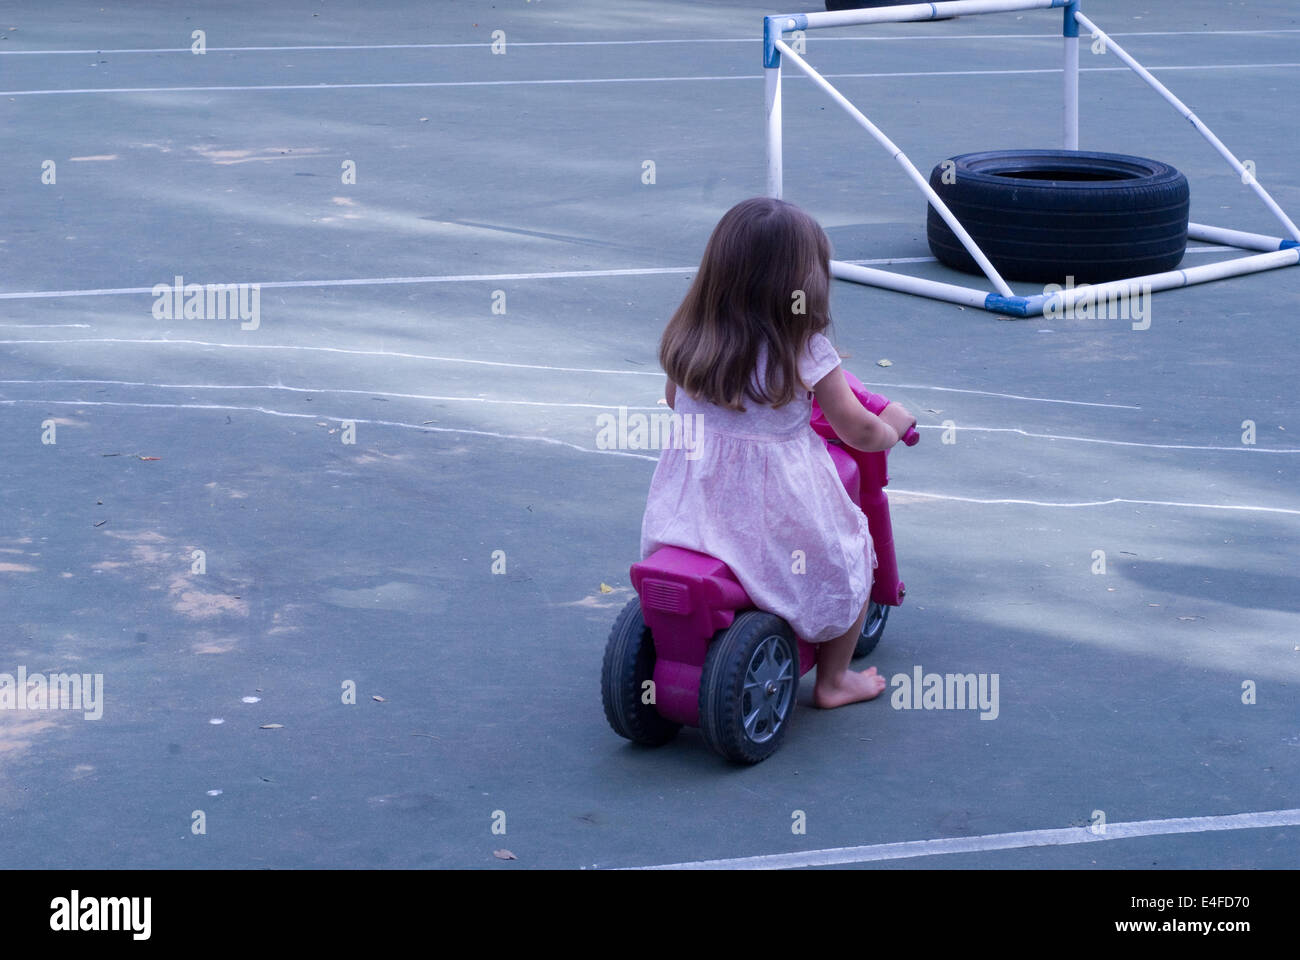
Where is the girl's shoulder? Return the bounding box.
[799,332,843,388]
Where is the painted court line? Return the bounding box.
[917,424,1300,453]
[0,266,700,300]
[4,62,1298,96]
[14,379,1281,452]
[0,248,1232,302]
[0,377,1135,414]
[0,339,1133,409]
[862,382,1137,410]
[0,337,664,377]
[4,397,1296,517]
[0,397,657,462]
[0,258,931,301]
[0,379,662,411]
[4,29,1299,55]
[6,380,1263,452]
[889,490,1300,517]
[629,808,1300,869]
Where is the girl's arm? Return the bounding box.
[812,366,899,452]
[664,379,677,410]
[878,400,918,441]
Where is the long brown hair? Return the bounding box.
[660,197,833,411]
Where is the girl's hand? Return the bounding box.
[812,367,898,452]
[879,402,916,441]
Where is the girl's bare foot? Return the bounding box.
[811,601,884,708]
[813,666,888,709]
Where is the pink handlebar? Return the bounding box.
[811,369,918,449]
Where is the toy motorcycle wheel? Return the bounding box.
[699,612,799,764]
[601,598,681,747]
[854,601,889,659]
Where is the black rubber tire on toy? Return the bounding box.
[601,598,681,747]
[854,601,889,659]
[926,149,1190,283]
[699,611,800,764]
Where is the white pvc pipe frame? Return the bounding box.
[764,0,1300,318]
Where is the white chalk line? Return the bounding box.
[889,489,1300,517]
[0,337,662,377]
[0,340,1132,410]
[3,62,1298,96]
[0,247,1232,303]
[0,380,1244,452]
[4,397,1296,517]
[0,266,701,300]
[0,259,943,301]
[916,424,1300,453]
[862,382,1137,410]
[0,379,660,411]
[4,28,1298,55]
[630,807,1300,870]
[8,380,1280,453]
[0,397,659,463]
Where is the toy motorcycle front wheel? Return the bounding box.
[854,601,889,659]
[699,612,799,764]
[601,598,681,747]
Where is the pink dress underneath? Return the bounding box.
[640,333,875,643]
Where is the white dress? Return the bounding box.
[640,333,875,643]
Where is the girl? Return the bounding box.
[641,197,916,709]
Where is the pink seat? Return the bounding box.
[631,547,751,665]
[632,546,820,727]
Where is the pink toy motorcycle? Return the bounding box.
[602,371,918,764]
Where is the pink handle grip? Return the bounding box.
[849,375,918,447]
[810,369,918,448]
